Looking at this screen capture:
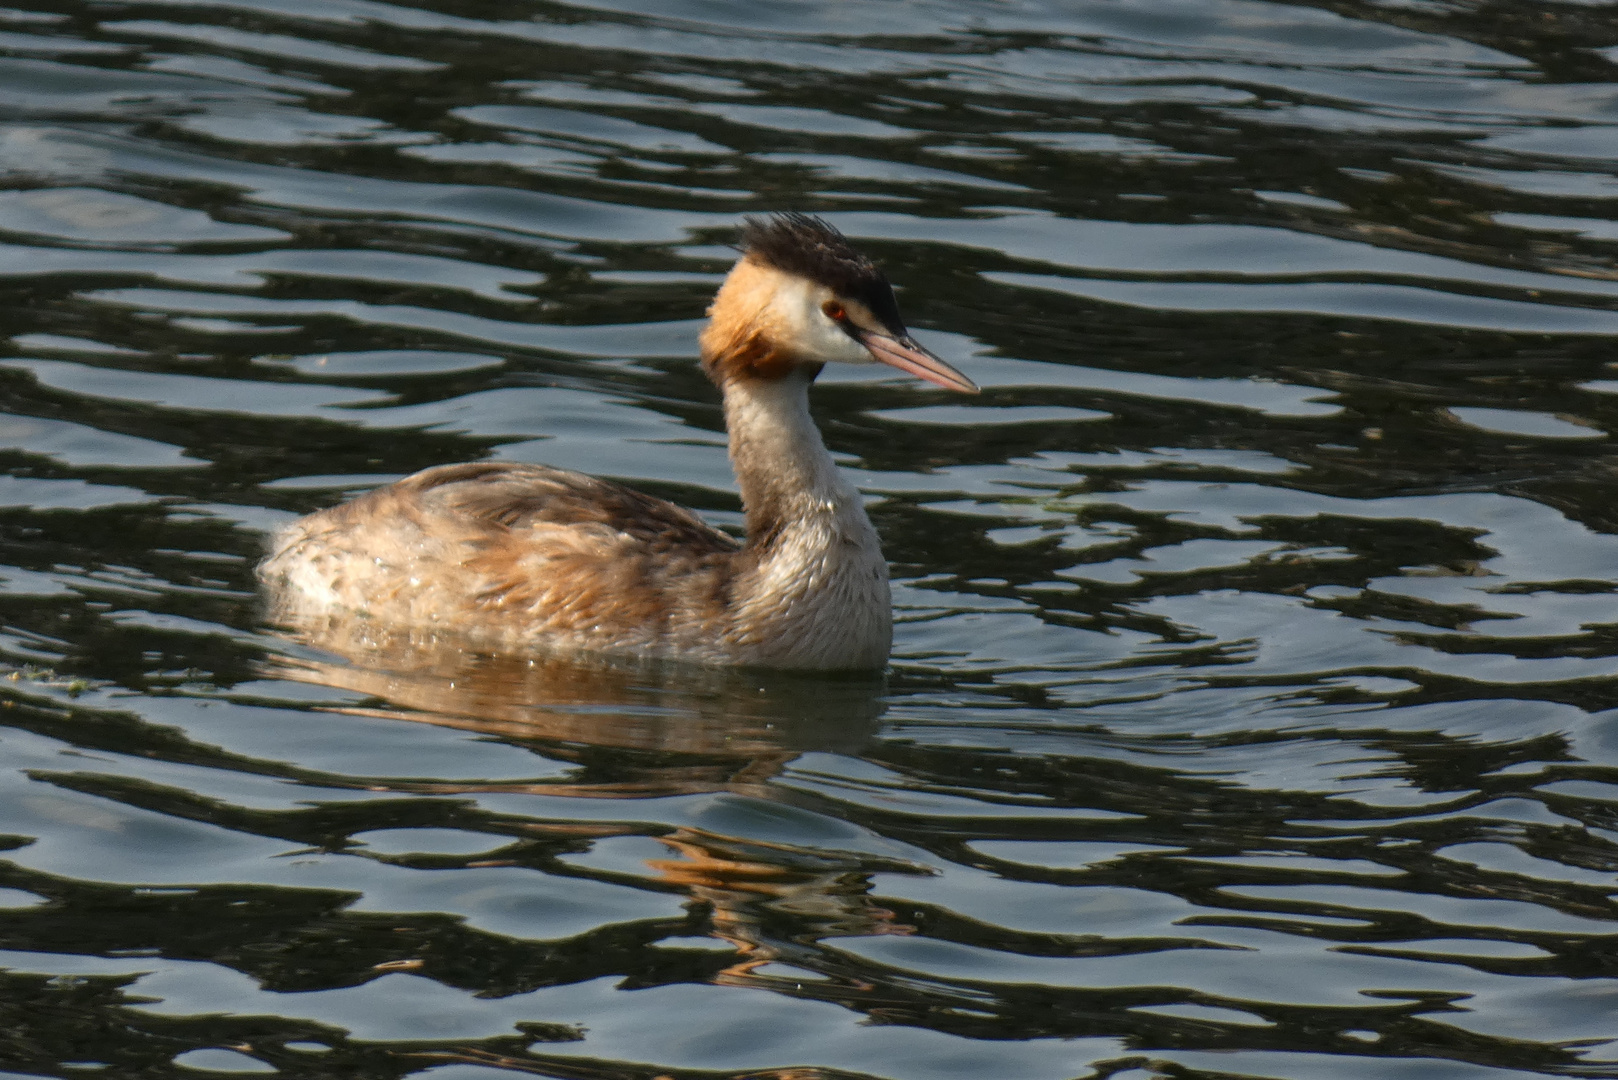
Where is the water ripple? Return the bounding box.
[1,1,1618,1078]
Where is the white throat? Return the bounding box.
[725,370,855,517]
[719,369,891,669]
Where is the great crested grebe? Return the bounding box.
[258,213,977,670]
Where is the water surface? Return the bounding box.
[3,1,1618,1077]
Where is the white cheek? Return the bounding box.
[813,317,877,364]
[773,280,876,365]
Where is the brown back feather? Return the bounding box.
[398,461,739,556]
[346,462,744,644]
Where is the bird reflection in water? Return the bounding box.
[265,615,886,790]
[264,618,922,991]
[650,828,922,990]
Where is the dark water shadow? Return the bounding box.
[262,613,888,797]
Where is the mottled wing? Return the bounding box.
[404,462,739,644]
[261,461,741,649]
[413,461,737,557]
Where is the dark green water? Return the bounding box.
[2,1,1618,1077]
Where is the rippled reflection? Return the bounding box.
[268,625,886,782]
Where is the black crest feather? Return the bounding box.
[741,213,906,332]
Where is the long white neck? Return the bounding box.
[718,368,891,669]
[723,368,855,542]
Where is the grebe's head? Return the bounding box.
[699,212,977,393]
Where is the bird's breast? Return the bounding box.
[719,509,892,669]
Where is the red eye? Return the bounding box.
[822,301,845,321]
